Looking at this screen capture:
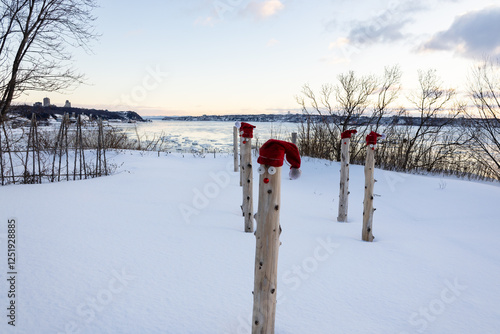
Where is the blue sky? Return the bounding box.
[18,0,500,116]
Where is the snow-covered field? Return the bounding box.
[0,151,499,334]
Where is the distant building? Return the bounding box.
[43,97,50,107]
[33,102,42,107]
[64,100,71,108]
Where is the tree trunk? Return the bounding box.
[252,166,281,334]
[234,126,239,172]
[337,138,350,222]
[241,138,254,233]
[362,146,375,242]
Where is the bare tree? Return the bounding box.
[465,60,500,179]
[401,69,456,170]
[349,65,402,162]
[296,70,378,161]
[0,0,98,120]
[371,65,402,130]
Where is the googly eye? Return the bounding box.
[257,166,265,174]
[268,166,277,175]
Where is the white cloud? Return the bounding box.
[421,6,500,58]
[246,0,285,19]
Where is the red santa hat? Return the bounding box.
[235,122,256,138]
[257,139,301,179]
[341,129,357,139]
[365,131,386,146]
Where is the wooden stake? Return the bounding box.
[80,117,87,179]
[252,166,281,334]
[240,136,243,187]
[1,122,15,184]
[24,115,33,184]
[34,116,41,183]
[362,146,375,242]
[241,137,254,232]
[291,132,297,145]
[64,114,69,181]
[52,116,64,182]
[234,126,239,172]
[337,137,350,222]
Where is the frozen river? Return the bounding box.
[115,119,300,153]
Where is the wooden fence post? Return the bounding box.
[233,126,238,172]
[291,132,297,145]
[337,130,356,222]
[362,131,383,242]
[240,136,243,187]
[252,139,301,334]
[362,146,375,241]
[241,137,254,232]
[238,122,256,231]
[252,165,281,334]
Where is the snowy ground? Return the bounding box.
[0,151,499,334]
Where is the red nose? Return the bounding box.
[263,178,269,184]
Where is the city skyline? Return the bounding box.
[16,0,500,116]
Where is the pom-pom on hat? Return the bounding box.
[257,139,302,179]
[235,122,256,138]
[366,131,386,145]
[341,129,357,139]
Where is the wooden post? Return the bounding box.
[241,137,254,232]
[291,132,297,145]
[252,166,281,334]
[362,146,375,242]
[337,137,350,222]
[240,137,243,187]
[233,126,239,172]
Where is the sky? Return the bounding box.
[17,0,500,116]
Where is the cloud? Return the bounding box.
[246,0,285,19]
[421,7,500,58]
[345,1,427,45]
[328,0,465,46]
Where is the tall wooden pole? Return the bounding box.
[241,137,254,232]
[252,166,281,334]
[233,126,239,172]
[240,137,243,187]
[337,137,350,222]
[362,146,375,242]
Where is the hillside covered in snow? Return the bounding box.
[0,152,499,334]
